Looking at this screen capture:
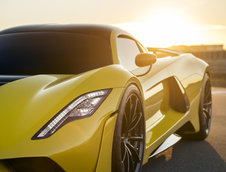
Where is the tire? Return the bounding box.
[112,85,145,172]
[183,73,212,140]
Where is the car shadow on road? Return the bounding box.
[142,140,226,172]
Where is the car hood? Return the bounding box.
[0,65,132,151]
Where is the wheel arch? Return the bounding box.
[177,64,211,137]
[204,65,211,80]
[95,77,144,172]
[122,76,144,98]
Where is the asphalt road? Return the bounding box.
[142,87,226,172]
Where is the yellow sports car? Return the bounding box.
[0,24,212,172]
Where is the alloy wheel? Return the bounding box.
[202,79,212,134]
[120,93,145,172]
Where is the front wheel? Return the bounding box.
[112,85,145,172]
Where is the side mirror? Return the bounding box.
[135,53,157,67]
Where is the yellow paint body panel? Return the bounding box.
[0,65,131,171]
[0,25,209,171]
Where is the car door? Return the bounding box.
[116,36,189,159]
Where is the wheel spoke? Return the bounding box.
[205,83,211,100]
[129,112,140,127]
[203,108,209,119]
[126,148,131,172]
[122,112,128,133]
[122,145,131,172]
[121,142,127,162]
[125,145,134,172]
[131,98,139,122]
[129,97,133,118]
[126,141,140,163]
[122,145,128,162]
[121,161,125,172]
[128,136,143,141]
[128,112,142,133]
[206,92,211,101]
[204,101,212,107]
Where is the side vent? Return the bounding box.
[167,77,190,113]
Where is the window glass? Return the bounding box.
[117,37,141,71]
[0,32,112,75]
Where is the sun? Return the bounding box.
[117,10,202,47]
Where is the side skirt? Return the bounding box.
[149,134,181,158]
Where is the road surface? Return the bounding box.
[142,87,226,172]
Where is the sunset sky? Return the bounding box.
[1,0,226,48]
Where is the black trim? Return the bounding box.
[135,65,152,77]
[4,157,64,172]
[110,110,119,117]
[167,77,190,113]
[0,75,29,86]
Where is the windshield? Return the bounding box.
[0,32,113,75]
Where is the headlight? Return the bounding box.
[32,89,111,140]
